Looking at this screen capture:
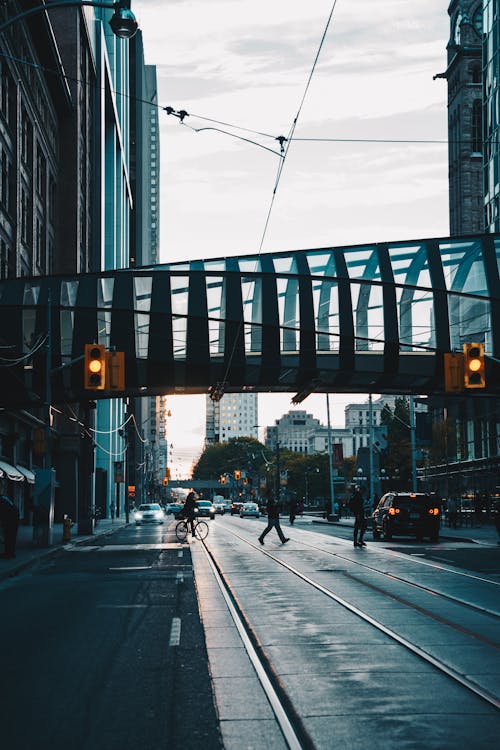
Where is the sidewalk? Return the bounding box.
[0,517,129,581]
[307,514,500,545]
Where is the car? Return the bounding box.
[165,502,183,515]
[230,501,244,515]
[134,503,164,525]
[214,501,225,515]
[196,500,216,520]
[372,492,440,542]
[239,502,260,518]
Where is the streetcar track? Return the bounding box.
[257,521,500,622]
[199,539,313,750]
[208,524,500,712]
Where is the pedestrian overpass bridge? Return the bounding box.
[0,232,499,407]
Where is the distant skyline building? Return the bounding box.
[205,393,258,444]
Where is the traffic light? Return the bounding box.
[106,350,125,391]
[220,475,227,485]
[443,351,464,393]
[234,469,241,481]
[163,476,169,486]
[33,427,45,456]
[463,343,485,389]
[84,344,106,390]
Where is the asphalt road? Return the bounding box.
[0,523,222,750]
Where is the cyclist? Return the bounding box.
[182,491,198,535]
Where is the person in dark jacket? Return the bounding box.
[0,493,20,559]
[182,491,197,535]
[289,497,297,525]
[350,485,367,548]
[258,493,289,545]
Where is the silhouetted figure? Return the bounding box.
[492,499,500,545]
[289,498,297,525]
[0,494,20,559]
[258,493,289,545]
[182,491,197,535]
[350,486,367,548]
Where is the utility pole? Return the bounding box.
[410,395,417,492]
[369,394,374,504]
[326,393,336,518]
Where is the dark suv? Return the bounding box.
[372,492,440,542]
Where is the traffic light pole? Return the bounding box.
[44,290,52,470]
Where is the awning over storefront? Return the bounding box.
[16,465,35,484]
[0,460,25,482]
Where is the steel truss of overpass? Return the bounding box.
[1,232,499,407]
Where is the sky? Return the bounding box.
[133,0,451,478]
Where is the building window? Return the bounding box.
[471,99,482,154]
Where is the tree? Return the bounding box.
[191,437,266,484]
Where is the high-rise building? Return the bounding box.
[205,393,258,444]
[436,2,483,234]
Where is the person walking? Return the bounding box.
[0,493,20,559]
[350,485,367,548]
[289,497,297,526]
[492,498,500,545]
[258,493,289,545]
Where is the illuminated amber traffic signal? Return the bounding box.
[234,469,241,481]
[84,344,106,390]
[463,343,485,389]
[220,475,227,485]
[163,476,169,486]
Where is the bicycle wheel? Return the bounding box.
[175,520,189,542]
[194,520,209,540]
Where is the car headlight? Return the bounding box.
[135,512,143,520]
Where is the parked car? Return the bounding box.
[134,503,164,525]
[230,501,244,516]
[372,492,440,542]
[196,500,216,520]
[239,502,260,518]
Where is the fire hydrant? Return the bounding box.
[62,514,74,542]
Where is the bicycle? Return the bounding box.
[175,516,209,542]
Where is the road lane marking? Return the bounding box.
[109,566,152,571]
[97,604,148,609]
[169,617,181,646]
[176,572,184,584]
[178,550,183,558]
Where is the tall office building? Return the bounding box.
[436,2,483,234]
[205,393,258,444]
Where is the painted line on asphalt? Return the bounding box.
[169,617,181,647]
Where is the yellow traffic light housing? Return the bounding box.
[443,352,464,393]
[234,469,241,481]
[106,350,125,391]
[463,343,485,389]
[163,476,169,486]
[220,475,226,485]
[84,344,106,390]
